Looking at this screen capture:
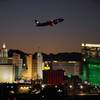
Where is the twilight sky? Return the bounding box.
[0,0,100,54]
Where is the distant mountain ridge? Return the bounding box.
[8,49,28,58]
[8,49,82,61]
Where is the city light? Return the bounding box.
[69,85,73,89]
[0,42,100,98]
[81,43,100,47]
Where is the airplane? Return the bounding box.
[34,18,64,27]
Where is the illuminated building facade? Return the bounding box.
[81,43,100,85]
[21,54,33,80]
[43,70,64,85]
[12,53,23,80]
[52,61,80,76]
[0,43,23,83]
[0,43,15,83]
[42,61,50,70]
[37,52,43,79]
[81,43,100,58]
[32,59,38,80]
[32,52,44,80]
[0,64,15,83]
[0,43,8,64]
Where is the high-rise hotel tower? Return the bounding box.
[0,43,8,64]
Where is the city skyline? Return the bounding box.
[0,0,100,53]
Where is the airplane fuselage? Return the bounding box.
[34,18,64,27]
